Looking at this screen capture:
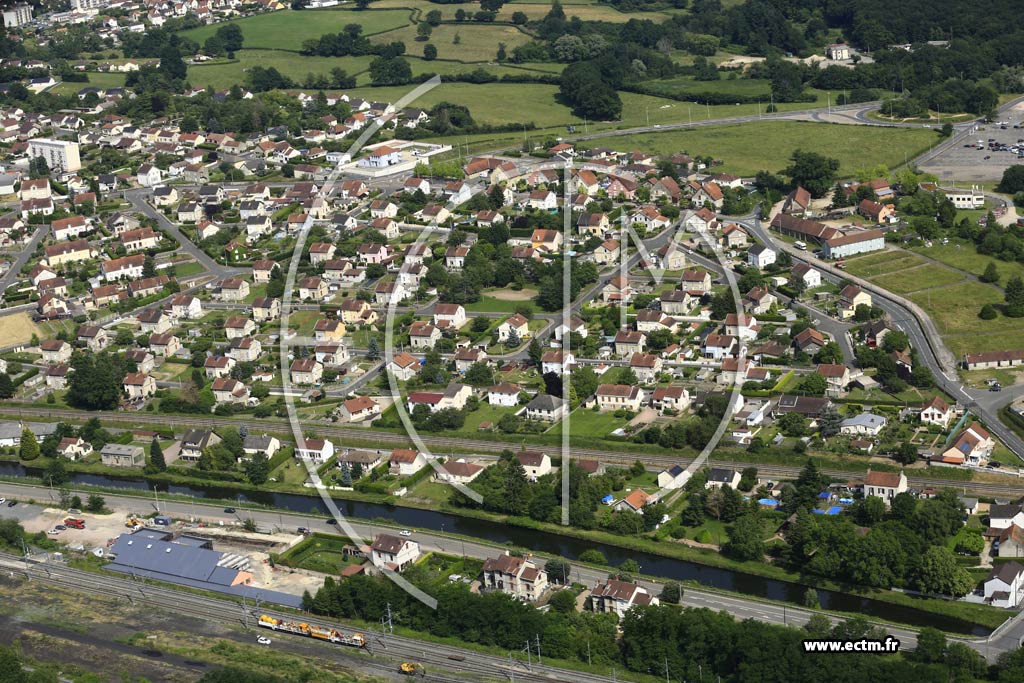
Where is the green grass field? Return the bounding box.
[179,8,413,50]
[371,0,669,22]
[595,121,940,177]
[869,264,964,295]
[345,81,569,126]
[843,251,930,279]
[911,240,1024,283]
[641,75,775,98]
[908,281,1024,355]
[372,23,532,62]
[188,51,376,89]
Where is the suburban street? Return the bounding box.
[0,225,46,292]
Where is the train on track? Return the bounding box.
[258,615,366,647]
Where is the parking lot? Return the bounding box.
[919,101,1024,181]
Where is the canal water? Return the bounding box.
[0,461,990,635]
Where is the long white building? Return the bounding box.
[2,4,33,27]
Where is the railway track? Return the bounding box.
[0,553,613,683]
[1,407,1021,497]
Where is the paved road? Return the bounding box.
[123,188,244,279]
[0,225,46,293]
[741,213,1024,461]
[4,479,1023,660]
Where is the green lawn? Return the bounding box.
[464,289,537,313]
[596,121,941,177]
[173,261,206,278]
[179,8,413,50]
[52,72,126,96]
[452,402,516,435]
[369,0,668,22]
[869,263,964,295]
[551,407,629,439]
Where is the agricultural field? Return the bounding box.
[0,312,43,347]
[371,23,533,62]
[179,8,413,50]
[598,121,940,177]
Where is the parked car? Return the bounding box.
[399,529,412,537]
[257,636,272,646]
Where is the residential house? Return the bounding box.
[433,460,485,484]
[863,469,908,502]
[920,396,954,428]
[122,372,156,400]
[496,314,530,343]
[515,450,552,479]
[524,394,568,422]
[984,562,1024,608]
[481,552,548,601]
[595,384,642,412]
[706,468,741,489]
[591,580,659,619]
[340,396,381,423]
[487,382,522,407]
[290,358,323,385]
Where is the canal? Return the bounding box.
[0,461,990,635]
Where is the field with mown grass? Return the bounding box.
[597,121,940,176]
[179,8,413,50]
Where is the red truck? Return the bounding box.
[63,518,85,529]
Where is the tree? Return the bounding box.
[86,494,106,513]
[578,549,607,565]
[981,261,1000,283]
[149,437,166,472]
[997,165,1024,194]
[425,9,442,25]
[725,514,765,561]
[527,338,543,366]
[245,452,270,486]
[880,434,918,463]
[783,150,840,198]
[818,407,842,438]
[797,372,827,396]
[980,303,999,320]
[545,557,571,584]
[913,627,947,664]
[1006,276,1024,317]
[67,353,122,411]
[0,373,14,399]
[369,56,412,86]
[423,43,437,60]
[416,23,432,41]
[659,581,682,604]
[912,546,973,597]
[366,337,380,360]
[43,456,67,486]
[19,429,39,460]
[803,587,820,608]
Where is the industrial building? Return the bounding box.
[106,528,303,607]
